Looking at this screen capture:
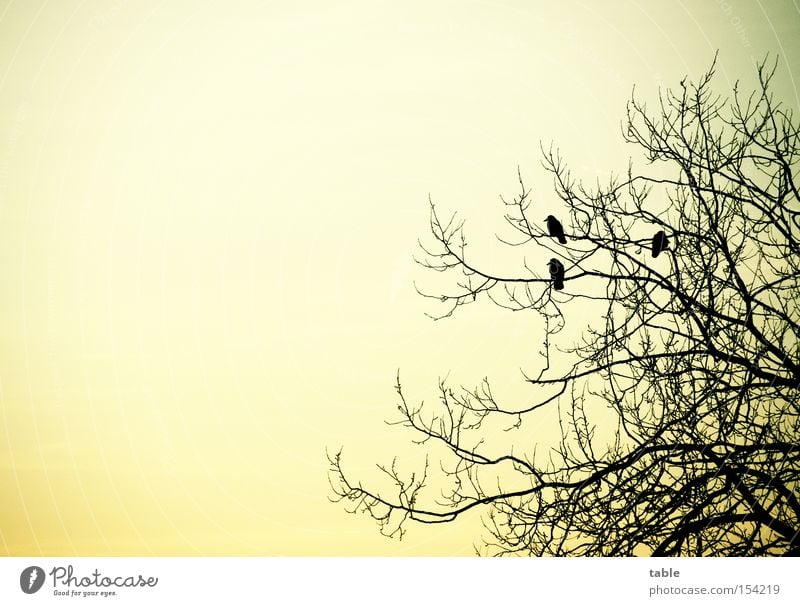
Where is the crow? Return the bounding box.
[546,215,567,244]
[548,258,565,290]
[651,230,669,258]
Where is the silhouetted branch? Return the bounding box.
[330,55,800,556]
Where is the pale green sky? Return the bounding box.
[0,0,797,555]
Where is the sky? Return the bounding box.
[0,0,798,555]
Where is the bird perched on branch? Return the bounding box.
[546,215,567,244]
[651,230,669,258]
[548,258,565,290]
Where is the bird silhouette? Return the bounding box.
[546,215,567,244]
[548,258,565,290]
[651,230,669,258]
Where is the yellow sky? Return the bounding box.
[0,0,798,555]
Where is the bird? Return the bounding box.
[651,230,669,258]
[546,215,567,244]
[548,258,565,290]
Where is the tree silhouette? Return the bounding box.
[329,56,800,556]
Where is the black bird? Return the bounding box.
[546,215,567,244]
[548,258,565,291]
[651,230,669,258]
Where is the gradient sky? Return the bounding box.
[0,0,798,555]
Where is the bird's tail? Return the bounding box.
[558,234,567,244]
[554,278,564,290]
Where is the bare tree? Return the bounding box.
[329,56,800,556]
